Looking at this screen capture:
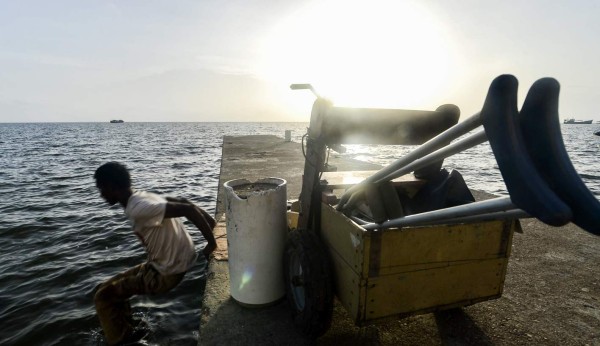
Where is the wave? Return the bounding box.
[579,173,600,180]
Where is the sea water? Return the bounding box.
[0,122,598,345]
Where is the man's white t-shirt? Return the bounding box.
[125,191,197,275]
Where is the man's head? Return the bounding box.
[94,162,131,205]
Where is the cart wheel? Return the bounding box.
[283,228,333,338]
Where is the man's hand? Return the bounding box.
[202,242,217,260]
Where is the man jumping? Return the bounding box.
[93,161,217,345]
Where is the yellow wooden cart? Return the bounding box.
[283,87,520,337]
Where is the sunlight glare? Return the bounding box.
[239,268,253,291]
[259,0,462,110]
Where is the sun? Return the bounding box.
[258,0,462,111]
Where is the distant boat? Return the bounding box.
[563,118,592,124]
[110,120,124,123]
[595,130,600,136]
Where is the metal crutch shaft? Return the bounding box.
[361,196,516,230]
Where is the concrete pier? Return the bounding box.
[199,135,600,345]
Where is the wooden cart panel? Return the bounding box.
[320,203,516,325]
[365,258,506,321]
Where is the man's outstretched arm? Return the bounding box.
[166,197,217,228]
[164,200,217,259]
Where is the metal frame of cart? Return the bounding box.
[283,84,519,337]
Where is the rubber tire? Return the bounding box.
[283,228,334,338]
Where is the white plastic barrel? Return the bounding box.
[284,130,292,142]
[223,177,287,307]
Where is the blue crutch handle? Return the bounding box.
[481,75,572,226]
[519,78,600,235]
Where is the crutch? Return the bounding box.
[340,75,572,229]
[519,78,600,235]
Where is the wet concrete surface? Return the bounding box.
[199,135,600,346]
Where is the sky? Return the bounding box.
[0,0,599,122]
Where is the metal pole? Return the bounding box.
[375,130,488,183]
[430,209,530,226]
[351,208,529,228]
[337,129,487,211]
[361,197,516,230]
[337,112,482,210]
